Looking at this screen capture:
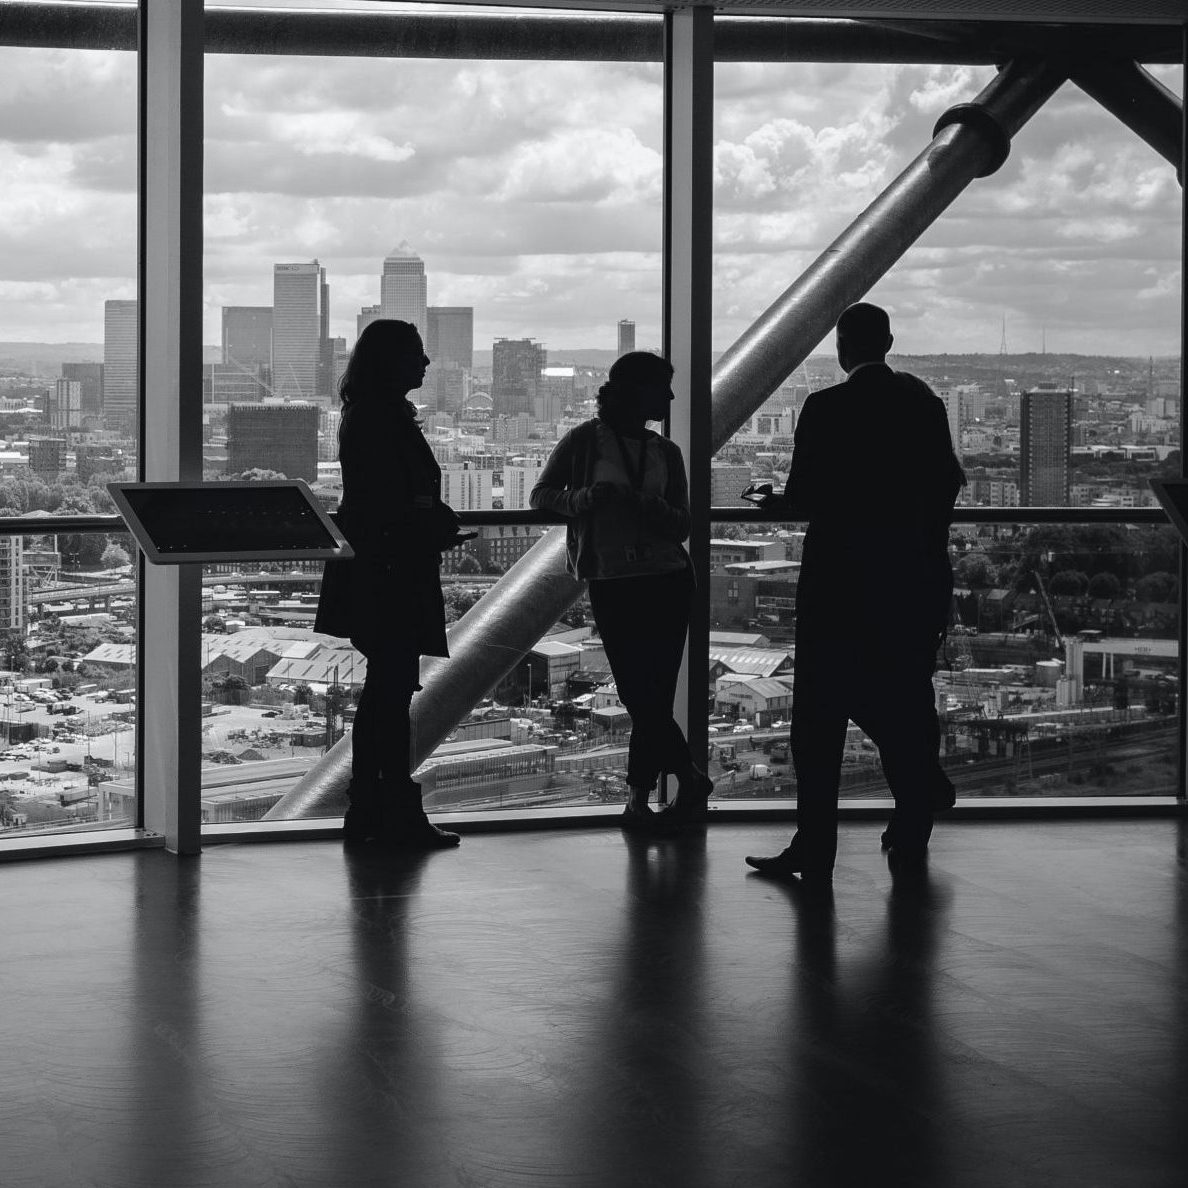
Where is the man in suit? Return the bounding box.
[744,303,965,880]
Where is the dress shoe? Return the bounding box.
[373,780,461,851]
[744,845,832,882]
[881,772,957,850]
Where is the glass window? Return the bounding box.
[200,3,663,824]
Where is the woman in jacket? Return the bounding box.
[320,318,462,850]
[530,352,712,830]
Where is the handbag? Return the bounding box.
[314,556,354,638]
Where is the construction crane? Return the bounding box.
[1032,570,1064,649]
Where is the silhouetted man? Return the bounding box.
[744,303,965,880]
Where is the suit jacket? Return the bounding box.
[782,362,964,640]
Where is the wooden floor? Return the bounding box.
[2,820,1187,1188]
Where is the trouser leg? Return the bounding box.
[790,652,849,869]
[855,651,941,854]
[589,571,694,790]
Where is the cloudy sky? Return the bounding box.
[0,3,1182,359]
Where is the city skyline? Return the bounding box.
[0,44,1181,357]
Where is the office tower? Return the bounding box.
[102,299,137,430]
[537,366,575,422]
[222,306,273,370]
[427,307,474,371]
[28,437,67,478]
[380,243,427,338]
[203,364,267,404]
[227,402,319,481]
[503,457,546,510]
[357,305,381,340]
[492,338,546,417]
[0,536,25,632]
[273,261,328,401]
[426,365,467,415]
[1020,385,1073,506]
[440,461,494,511]
[711,462,754,508]
[331,339,350,395]
[617,319,635,356]
[936,386,962,459]
[49,380,82,430]
[61,362,103,417]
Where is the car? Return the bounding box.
[261,711,278,718]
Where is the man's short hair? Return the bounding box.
[837,302,891,361]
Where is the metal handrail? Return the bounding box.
[0,506,1170,537]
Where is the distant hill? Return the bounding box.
[0,342,224,375]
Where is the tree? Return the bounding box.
[1048,570,1088,597]
[955,554,996,589]
[203,615,225,633]
[1087,572,1122,600]
[1135,571,1177,603]
[101,542,131,569]
[293,684,312,705]
[454,553,482,575]
[234,468,287,482]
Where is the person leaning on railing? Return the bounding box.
[530,351,713,833]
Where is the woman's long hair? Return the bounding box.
[596,351,674,428]
[338,318,422,421]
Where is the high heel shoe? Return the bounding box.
[657,770,714,828]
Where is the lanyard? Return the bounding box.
[609,426,649,493]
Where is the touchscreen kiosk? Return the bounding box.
[108,480,353,565]
[1149,479,1188,548]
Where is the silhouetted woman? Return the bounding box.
[530,352,712,830]
[319,319,461,850]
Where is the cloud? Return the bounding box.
[0,44,1178,357]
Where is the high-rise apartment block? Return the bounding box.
[227,402,319,481]
[222,306,273,370]
[440,461,494,511]
[380,244,427,338]
[103,299,137,430]
[61,362,103,416]
[492,338,546,417]
[28,437,67,478]
[617,319,635,356]
[273,262,329,402]
[427,307,474,371]
[49,380,82,430]
[711,462,754,508]
[1020,385,1073,506]
[0,536,25,633]
[503,457,546,510]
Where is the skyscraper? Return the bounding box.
[427,307,473,370]
[102,299,137,431]
[936,386,962,460]
[273,261,329,401]
[380,243,427,338]
[617,319,635,356]
[492,338,546,417]
[227,403,319,481]
[0,536,25,633]
[1020,385,1073,506]
[222,306,273,370]
[357,305,381,341]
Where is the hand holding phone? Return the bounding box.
[741,482,774,505]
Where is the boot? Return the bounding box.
[342,778,382,845]
[377,779,461,851]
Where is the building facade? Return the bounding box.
[427,306,474,371]
[227,402,319,481]
[380,243,427,338]
[492,338,546,417]
[222,306,273,371]
[1020,385,1073,506]
[272,262,329,402]
[102,299,137,430]
[617,319,635,355]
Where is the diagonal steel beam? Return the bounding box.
[1069,61,1183,184]
[267,58,1067,820]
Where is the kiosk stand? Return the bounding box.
[107,481,353,850]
